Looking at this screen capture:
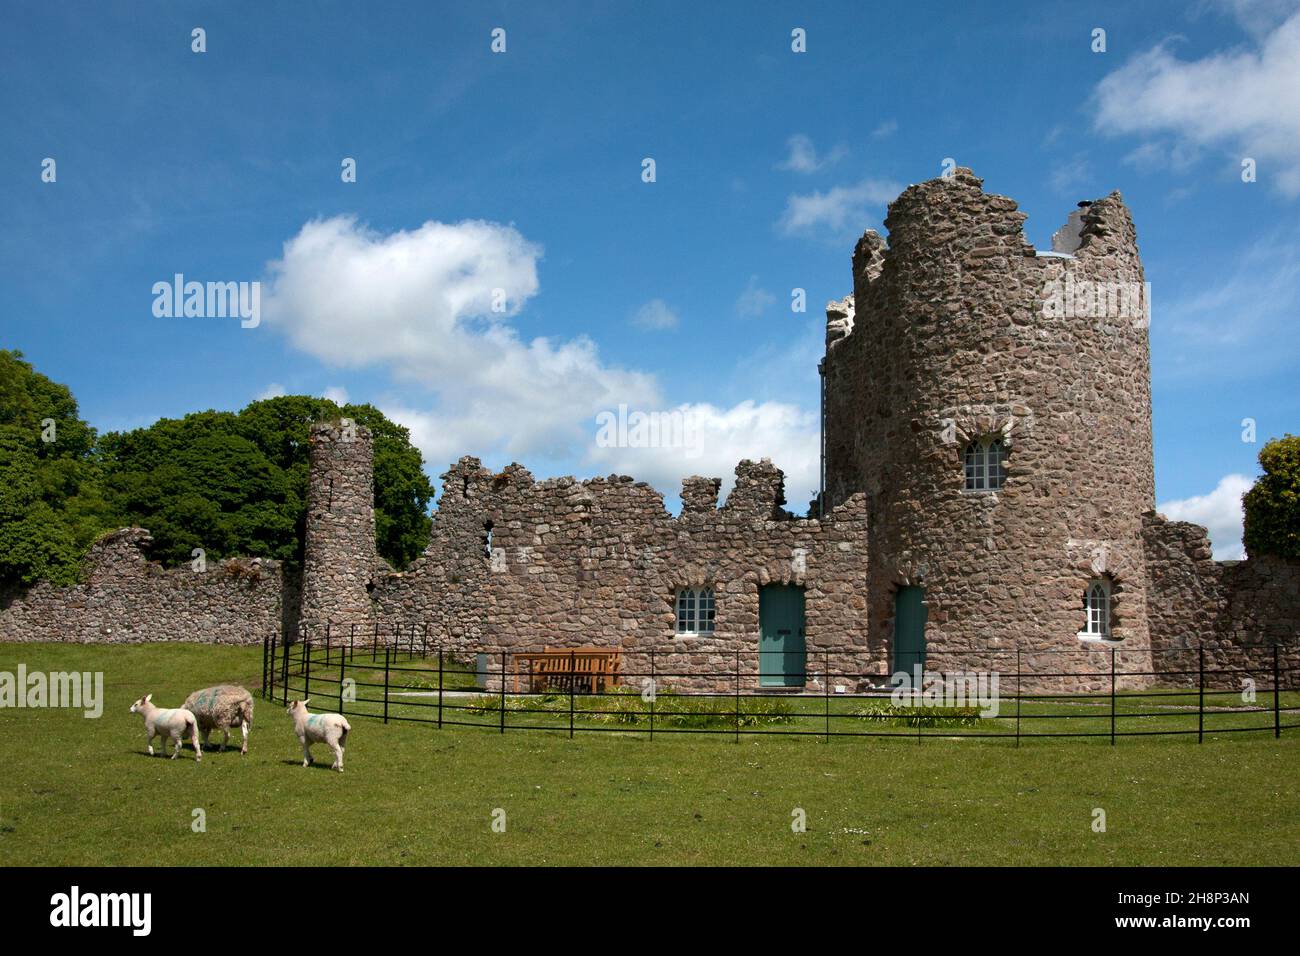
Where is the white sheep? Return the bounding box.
[285,698,350,772]
[129,694,202,761]
[183,685,254,754]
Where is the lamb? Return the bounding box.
[129,694,202,761]
[183,685,254,754]
[285,698,350,772]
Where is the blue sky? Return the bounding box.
[3,1,1298,556]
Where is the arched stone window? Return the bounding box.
[963,437,1007,491]
[1081,579,1111,639]
[675,587,716,635]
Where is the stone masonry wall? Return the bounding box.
[0,528,282,644]
[368,458,872,693]
[823,168,1155,690]
[1143,512,1300,688]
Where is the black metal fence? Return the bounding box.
[260,625,1299,744]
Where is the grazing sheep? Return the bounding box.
[129,694,202,761]
[285,698,350,772]
[183,685,254,754]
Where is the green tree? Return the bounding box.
[0,350,109,587]
[98,396,433,569]
[1243,434,1300,559]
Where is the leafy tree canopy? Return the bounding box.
[1,350,435,590]
[1243,434,1300,560]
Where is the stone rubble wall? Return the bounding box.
[369,457,873,693]
[1143,512,1300,689]
[0,528,281,645]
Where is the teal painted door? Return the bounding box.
[892,586,927,673]
[759,585,806,687]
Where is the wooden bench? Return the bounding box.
[511,646,623,694]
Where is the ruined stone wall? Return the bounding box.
[0,528,282,644]
[370,458,872,692]
[823,168,1155,689]
[1143,512,1300,687]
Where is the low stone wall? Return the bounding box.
[1143,513,1300,688]
[0,528,282,645]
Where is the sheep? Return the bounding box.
[285,698,350,772]
[129,694,202,761]
[183,685,254,754]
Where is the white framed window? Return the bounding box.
[963,437,1007,491]
[675,587,715,635]
[1081,579,1111,639]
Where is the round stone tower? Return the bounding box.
[299,420,378,638]
[822,168,1155,687]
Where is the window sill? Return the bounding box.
[1076,632,1122,645]
[675,632,715,638]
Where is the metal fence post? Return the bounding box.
[1015,647,1021,748]
[824,650,830,744]
[267,631,277,702]
[437,646,444,729]
[422,622,429,659]
[372,621,378,659]
[281,631,289,704]
[324,621,331,668]
[1110,647,1116,746]
[338,653,346,716]
[499,650,506,734]
[734,651,740,744]
[349,622,355,662]
[569,650,576,740]
[383,646,390,725]
[304,638,312,701]
[1198,644,1205,744]
[261,630,268,699]
[649,649,655,741]
[1273,643,1281,739]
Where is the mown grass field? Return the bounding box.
[1,643,1297,866]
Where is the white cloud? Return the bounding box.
[631,299,680,331]
[871,120,898,139]
[779,178,900,236]
[322,386,349,405]
[256,383,287,400]
[735,275,776,318]
[264,216,826,510]
[262,215,659,461]
[1091,12,1300,195]
[1158,473,1254,559]
[777,134,847,174]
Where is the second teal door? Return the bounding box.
[759,585,806,687]
[892,585,928,674]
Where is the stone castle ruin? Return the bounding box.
[3,169,1297,690]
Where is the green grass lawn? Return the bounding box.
[1,642,1296,866]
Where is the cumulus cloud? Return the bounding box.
[256,383,287,401]
[779,178,900,236]
[777,134,847,173]
[263,215,823,507]
[262,215,659,461]
[630,299,680,331]
[1091,12,1300,195]
[1158,473,1254,559]
[322,386,349,405]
